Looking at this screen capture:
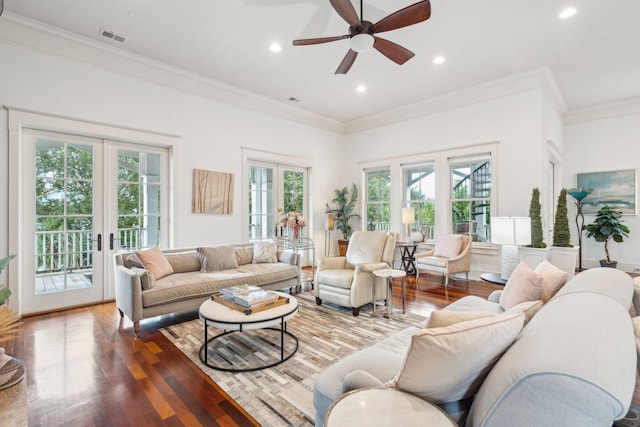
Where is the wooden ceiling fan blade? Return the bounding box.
[329,0,361,28]
[335,49,358,74]
[293,35,349,46]
[373,37,415,65]
[371,0,431,34]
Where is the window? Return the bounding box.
[365,168,391,231]
[403,164,436,240]
[450,156,491,242]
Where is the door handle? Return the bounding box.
[96,233,102,251]
[110,233,119,250]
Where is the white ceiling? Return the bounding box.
[4,0,640,124]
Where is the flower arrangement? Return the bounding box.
[281,210,306,238]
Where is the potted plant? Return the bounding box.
[328,183,360,256]
[549,189,578,280]
[583,205,630,268]
[520,188,549,268]
[0,254,25,390]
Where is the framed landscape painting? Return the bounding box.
[577,169,636,215]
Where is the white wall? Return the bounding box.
[0,41,346,247]
[564,113,640,271]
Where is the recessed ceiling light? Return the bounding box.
[433,55,446,65]
[270,42,282,53]
[356,85,367,93]
[558,7,577,19]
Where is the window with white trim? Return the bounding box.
[365,168,391,231]
[450,155,491,242]
[403,163,436,240]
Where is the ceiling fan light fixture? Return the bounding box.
[350,33,374,53]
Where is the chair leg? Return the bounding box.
[351,307,360,317]
[444,274,449,289]
[316,297,322,305]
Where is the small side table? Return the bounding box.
[372,268,407,318]
[325,387,457,426]
[399,243,418,275]
[480,272,507,285]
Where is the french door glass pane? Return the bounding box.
[35,139,94,294]
[249,166,275,239]
[117,150,162,250]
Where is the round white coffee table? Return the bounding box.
[325,388,457,426]
[372,268,407,318]
[198,290,298,372]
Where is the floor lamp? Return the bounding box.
[324,213,334,257]
[568,188,593,271]
[492,217,531,281]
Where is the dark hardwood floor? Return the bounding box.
[5,270,501,426]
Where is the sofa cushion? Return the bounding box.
[136,246,174,280]
[499,262,543,310]
[123,253,144,269]
[166,251,201,273]
[534,261,567,302]
[433,235,463,258]
[131,267,155,290]
[142,263,298,308]
[444,295,505,314]
[253,241,278,263]
[198,245,238,272]
[235,245,254,265]
[427,310,497,328]
[502,299,543,325]
[389,312,525,403]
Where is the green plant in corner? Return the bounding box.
[552,189,572,247]
[329,183,360,240]
[583,205,630,267]
[529,188,546,248]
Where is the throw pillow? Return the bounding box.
[165,251,201,273]
[253,241,278,264]
[235,246,254,265]
[427,310,497,328]
[433,235,463,258]
[499,262,543,310]
[389,312,525,403]
[122,253,144,269]
[131,267,155,290]
[198,245,239,272]
[135,246,174,280]
[534,261,567,302]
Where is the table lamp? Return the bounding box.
[402,207,415,243]
[491,217,531,280]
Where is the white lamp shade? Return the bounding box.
[326,213,335,231]
[401,207,415,224]
[491,217,531,245]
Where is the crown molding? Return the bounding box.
[563,97,640,125]
[342,67,567,134]
[0,13,344,134]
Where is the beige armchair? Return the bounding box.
[315,231,396,316]
[415,234,472,288]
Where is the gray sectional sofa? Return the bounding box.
[114,242,300,334]
[313,267,636,426]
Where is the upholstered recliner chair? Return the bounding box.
[315,231,396,316]
[415,234,472,288]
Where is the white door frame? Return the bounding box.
[7,107,179,315]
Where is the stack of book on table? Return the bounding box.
[219,285,279,308]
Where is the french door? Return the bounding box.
[21,130,169,313]
[248,162,307,240]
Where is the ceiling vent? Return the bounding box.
[99,28,126,44]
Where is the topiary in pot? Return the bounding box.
[552,189,572,247]
[329,184,360,255]
[582,205,629,267]
[529,188,546,248]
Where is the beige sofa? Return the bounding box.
[114,242,300,334]
[313,267,636,426]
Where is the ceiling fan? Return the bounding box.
[292,0,431,74]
